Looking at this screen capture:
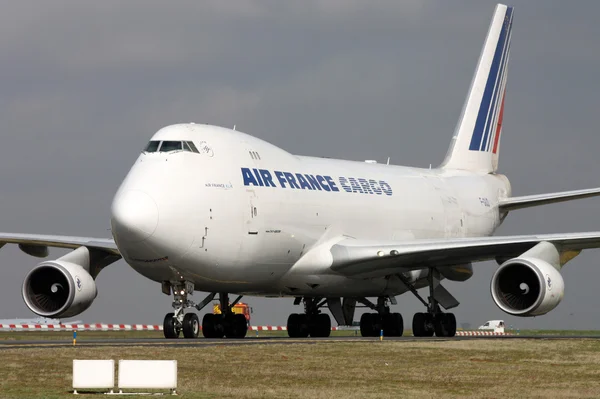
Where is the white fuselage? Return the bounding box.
[110,124,511,297]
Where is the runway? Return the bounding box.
[1,334,598,349]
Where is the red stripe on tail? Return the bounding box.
[492,91,505,154]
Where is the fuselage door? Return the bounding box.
[247,189,260,235]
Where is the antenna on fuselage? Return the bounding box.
[386,157,390,165]
[233,125,237,131]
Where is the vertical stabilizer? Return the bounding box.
[441,4,513,173]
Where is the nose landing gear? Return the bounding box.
[162,281,215,339]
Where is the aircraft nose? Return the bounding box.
[111,190,159,243]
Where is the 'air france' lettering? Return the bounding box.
[241,168,392,196]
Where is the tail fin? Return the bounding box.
[441,4,513,173]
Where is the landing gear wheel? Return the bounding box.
[182,313,200,339]
[445,313,457,337]
[360,313,373,337]
[434,313,457,337]
[360,313,382,337]
[309,313,331,338]
[412,312,434,337]
[226,314,248,339]
[412,312,425,337]
[234,314,249,338]
[287,313,301,338]
[287,313,309,338]
[202,313,224,338]
[297,314,310,337]
[202,313,215,338]
[163,313,180,339]
[383,313,404,337]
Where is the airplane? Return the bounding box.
[3,3,600,340]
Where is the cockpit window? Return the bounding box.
[144,141,160,152]
[159,141,183,152]
[142,140,200,154]
[186,141,200,153]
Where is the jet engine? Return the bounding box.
[491,256,564,316]
[22,260,97,318]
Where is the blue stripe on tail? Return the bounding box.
[484,29,512,152]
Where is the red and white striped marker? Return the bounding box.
[1,324,508,336]
[248,326,343,331]
[0,324,162,331]
[0,324,345,332]
[454,331,512,336]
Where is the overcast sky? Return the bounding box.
[1,0,600,330]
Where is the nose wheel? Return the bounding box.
[162,281,217,339]
[163,312,180,339]
[183,313,200,338]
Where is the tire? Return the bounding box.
[384,313,403,337]
[435,313,457,337]
[163,313,179,339]
[226,314,247,339]
[182,313,200,339]
[445,313,457,337]
[319,313,331,338]
[287,313,300,338]
[412,312,425,337]
[372,314,383,337]
[310,313,331,338]
[360,313,374,337]
[434,315,445,337]
[413,312,434,337]
[202,313,214,338]
[394,313,404,337]
[202,313,223,338]
[237,314,249,338]
[423,313,435,337]
[296,314,310,338]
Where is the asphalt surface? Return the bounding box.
[1,335,599,349]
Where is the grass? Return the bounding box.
[2,339,600,398]
[518,329,600,336]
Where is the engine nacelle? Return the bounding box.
[22,260,97,318]
[491,256,564,316]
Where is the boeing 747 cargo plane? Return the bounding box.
[3,4,600,339]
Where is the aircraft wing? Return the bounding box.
[499,187,600,212]
[329,232,600,278]
[0,232,120,256]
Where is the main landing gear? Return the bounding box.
[287,297,332,338]
[358,296,404,337]
[406,268,457,337]
[161,281,247,339]
[202,293,248,339]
